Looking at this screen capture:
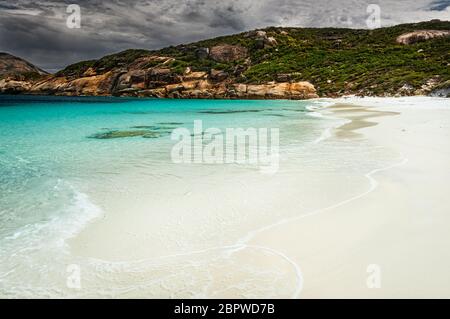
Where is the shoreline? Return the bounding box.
[248,97,450,298]
[0,93,447,100]
[66,96,450,298]
[2,96,448,298]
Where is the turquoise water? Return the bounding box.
[0,95,319,228]
[0,96,325,231]
[1,95,342,297]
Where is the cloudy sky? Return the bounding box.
[0,0,449,72]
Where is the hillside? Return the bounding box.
[1,20,449,98]
[0,53,48,80]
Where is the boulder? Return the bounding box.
[148,68,176,82]
[180,81,198,90]
[0,79,31,93]
[209,44,248,62]
[183,71,207,81]
[233,64,247,76]
[197,80,212,90]
[147,81,168,89]
[138,88,167,98]
[247,84,268,97]
[255,38,265,50]
[233,83,247,94]
[209,69,229,82]
[213,83,228,98]
[430,87,450,98]
[195,47,210,60]
[114,70,146,91]
[265,37,278,47]
[165,83,184,93]
[130,71,146,83]
[266,83,291,98]
[239,81,317,99]
[181,89,212,99]
[396,30,450,45]
[246,30,278,49]
[398,83,415,95]
[246,30,267,38]
[289,81,318,99]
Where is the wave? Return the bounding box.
[0,180,102,297]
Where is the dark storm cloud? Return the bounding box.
[0,9,138,72]
[428,0,450,11]
[0,0,448,72]
[0,3,18,10]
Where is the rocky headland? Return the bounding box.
[1,20,449,98]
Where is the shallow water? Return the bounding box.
[0,95,398,297]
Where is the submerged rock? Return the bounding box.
[158,122,184,125]
[130,125,155,129]
[198,109,262,114]
[88,129,170,139]
[89,130,150,139]
[142,132,165,138]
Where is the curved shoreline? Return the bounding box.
[4,97,448,298]
[70,100,401,298]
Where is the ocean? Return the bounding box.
[0,95,397,297]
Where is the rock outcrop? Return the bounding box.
[396,30,450,45]
[119,77,317,100]
[31,71,115,96]
[243,82,317,99]
[209,45,248,62]
[0,47,317,99]
[9,53,317,99]
[0,52,49,93]
[0,79,32,94]
[246,30,279,49]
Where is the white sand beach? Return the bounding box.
[248,97,450,298]
[64,97,450,298]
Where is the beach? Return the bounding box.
[68,96,449,298]
[249,97,450,298]
[0,96,449,298]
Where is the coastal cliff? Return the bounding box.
[1,20,449,98]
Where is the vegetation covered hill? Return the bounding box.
[2,20,449,97]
